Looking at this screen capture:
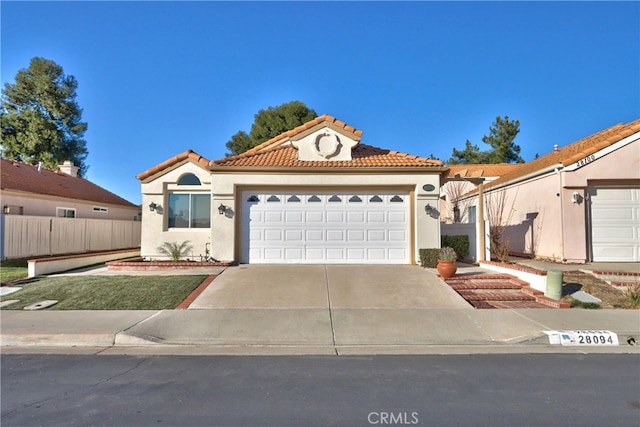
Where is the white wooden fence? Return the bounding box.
[1,215,141,259]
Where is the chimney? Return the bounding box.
[554,144,559,152]
[59,160,79,177]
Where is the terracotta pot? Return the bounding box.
[437,260,457,279]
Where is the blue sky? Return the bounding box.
[2,1,638,205]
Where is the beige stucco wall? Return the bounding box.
[140,161,212,260]
[0,190,140,220]
[495,172,565,260]
[209,171,442,264]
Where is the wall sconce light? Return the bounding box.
[218,204,228,215]
[149,202,158,212]
[425,204,434,214]
[571,192,582,204]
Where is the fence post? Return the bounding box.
[0,212,5,259]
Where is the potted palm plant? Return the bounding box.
[436,246,457,279]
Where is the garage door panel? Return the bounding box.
[285,211,303,222]
[264,248,283,260]
[327,248,345,260]
[264,211,283,223]
[249,211,262,222]
[367,211,385,222]
[590,187,640,262]
[305,248,324,260]
[284,248,304,261]
[285,229,303,242]
[326,230,345,241]
[388,230,406,241]
[326,212,344,222]
[264,229,282,241]
[306,229,324,242]
[306,211,323,222]
[242,191,410,264]
[347,230,365,241]
[249,229,262,241]
[389,248,408,260]
[347,248,365,260]
[368,230,386,241]
[388,212,406,222]
[347,211,365,223]
[367,248,386,260]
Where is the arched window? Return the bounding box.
[177,173,201,185]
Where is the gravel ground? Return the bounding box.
[562,271,638,309]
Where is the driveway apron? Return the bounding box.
[189,264,469,310]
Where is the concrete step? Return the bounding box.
[446,273,570,309]
[457,290,537,302]
[450,282,522,290]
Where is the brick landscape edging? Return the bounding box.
[106,257,232,270]
[176,274,217,309]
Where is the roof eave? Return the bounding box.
[208,165,448,174]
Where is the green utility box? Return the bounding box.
[545,270,563,300]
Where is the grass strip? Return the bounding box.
[0,259,29,283]
[0,275,207,310]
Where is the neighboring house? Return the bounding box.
[441,164,522,223]
[1,159,140,220]
[0,158,141,259]
[138,114,446,264]
[457,119,640,263]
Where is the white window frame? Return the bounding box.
[56,207,76,218]
[92,206,108,213]
[167,192,211,229]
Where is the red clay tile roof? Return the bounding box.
[1,158,138,208]
[243,114,364,155]
[483,118,640,191]
[211,143,443,168]
[137,149,210,181]
[445,164,522,179]
[211,114,442,169]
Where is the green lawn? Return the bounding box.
[0,259,29,283]
[0,275,207,310]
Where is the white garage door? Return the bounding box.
[241,191,410,264]
[589,187,640,262]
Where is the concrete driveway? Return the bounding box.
[188,264,471,310]
[147,264,474,351]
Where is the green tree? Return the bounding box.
[225,101,317,155]
[1,57,88,176]
[448,116,523,164]
[449,140,491,164]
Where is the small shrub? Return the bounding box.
[441,235,469,260]
[626,284,640,307]
[570,299,601,309]
[156,241,193,261]
[419,249,440,268]
[438,247,457,261]
[489,225,512,263]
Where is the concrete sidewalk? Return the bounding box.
[1,263,639,355]
[2,307,639,355]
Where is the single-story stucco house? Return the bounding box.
[457,119,640,263]
[137,115,447,264]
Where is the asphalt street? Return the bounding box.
[2,354,639,426]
